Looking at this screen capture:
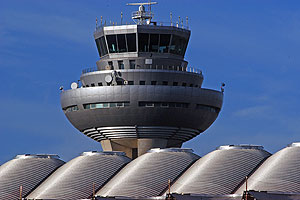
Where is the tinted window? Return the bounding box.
[117,34,127,53]
[149,34,159,52]
[129,60,136,69]
[106,35,117,53]
[126,33,136,52]
[100,36,108,55]
[138,33,149,52]
[159,34,171,53]
[95,38,103,57]
[118,60,124,69]
[170,35,188,56]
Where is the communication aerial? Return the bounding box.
[127,1,157,24]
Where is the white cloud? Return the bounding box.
[233,105,272,119]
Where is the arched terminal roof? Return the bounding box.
[96,148,199,197]
[27,151,131,200]
[235,142,300,194]
[0,154,64,199]
[169,145,271,195]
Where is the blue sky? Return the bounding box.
[1,0,300,164]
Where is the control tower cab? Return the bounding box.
[60,2,223,159]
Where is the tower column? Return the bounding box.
[137,138,168,157]
[101,138,175,159]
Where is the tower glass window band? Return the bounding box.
[95,38,102,57]
[149,34,159,52]
[95,36,108,57]
[138,33,172,53]
[106,35,118,53]
[126,33,137,52]
[106,34,137,53]
[170,35,188,56]
[138,33,149,52]
[117,34,127,53]
[159,34,171,53]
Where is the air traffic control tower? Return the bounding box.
[60,2,223,159]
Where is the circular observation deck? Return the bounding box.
[61,10,223,158]
[61,82,223,143]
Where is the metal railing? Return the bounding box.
[132,11,153,20]
[94,20,189,34]
[82,66,202,75]
[82,67,98,74]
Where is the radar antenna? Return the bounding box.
[127,1,157,25]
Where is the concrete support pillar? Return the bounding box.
[101,138,183,159]
[101,139,137,159]
[137,138,168,157]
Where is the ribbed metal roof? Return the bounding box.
[235,142,300,194]
[96,148,200,198]
[26,151,131,200]
[0,154,64,199]
[169,145,271,195]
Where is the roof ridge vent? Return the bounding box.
[81,151,126,156]
[147,148,193,153]
[15,154,60,159]
[287,142,300,147]
[217,144,264,150]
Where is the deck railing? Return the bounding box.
[82,66,202,75]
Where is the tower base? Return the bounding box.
[101,138,182,159]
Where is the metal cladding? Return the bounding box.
[27,151,131,200]
[169,145,271,195]
[0,154,64,199]
[235,142,300,194]
[96,148,200,198]
[60,4,223,157]
[61,85,223,142]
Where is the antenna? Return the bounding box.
[127,1,157,24]
[121,12,123,25]
[149,0,151,16]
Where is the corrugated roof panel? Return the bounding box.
[235,142,300,194]
[26,151,131,200]
[170,145,271,195]
[96,148,200,198]
[0,154,64,199]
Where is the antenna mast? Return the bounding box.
[127,1,157,25]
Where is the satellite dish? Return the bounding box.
[71,82,78,89]
[105,75,113,83]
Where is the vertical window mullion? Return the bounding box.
[147,33,150,52]
[104,35,109,54]
[168,34,173,53]
[116,35,119,53]
[125,34,128,52]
